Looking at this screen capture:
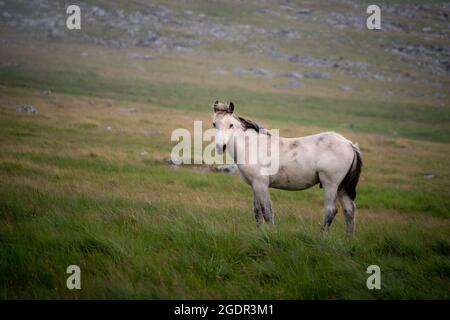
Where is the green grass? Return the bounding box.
[1,183,449,299]
[0,120,449,299]
[0,85,448,298]
[1,65,449,143]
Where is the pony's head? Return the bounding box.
[212,101,242,154]
[212,100,270,155]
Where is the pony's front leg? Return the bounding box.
[252,180,274,226]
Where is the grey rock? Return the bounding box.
[296,9,311,15]
[280,72,303,79]
[423,173,434,179]
[128,64,145,72]
[16,105,37,113]
[233,67,271,77]
[338,85,352,92]
[382,43,450,75]
[272,28,301,39]
[286,79,301,88]
[167,157,182,166]
[216,164,238,174]
[302,72,330,79]
[118,107,139,113]
[433,92,447,99]
[144,129,161,136]
[373,74,388,81]
[127,52,154,60]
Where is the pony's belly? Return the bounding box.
[269,170,319,190]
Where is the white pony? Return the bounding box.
[212,101,362,237]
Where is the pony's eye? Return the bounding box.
[229,124,234,128]
[213,123,216,128]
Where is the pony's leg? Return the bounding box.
[338,191,356,238]
[252,195,263,226]
[319,174,338,233]
[252,180,274,225]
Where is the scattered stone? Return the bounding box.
[272,28,301,39]
[144,129,161,136]
[118,107,139,113]
[167,157,181,167]
[16,104,37,113]
[382,43,450,75]
[280,72,303,79]
[127,52,154,60]
[289,55,335,68]
[407,91,424,98]
[233,67,272,77]
[433,92,447,99]
[215,164,238,174]
[302,72,330,79]
[106,126,113,131]
[373,74,388,81]
[214,69,227,76]
[296,9,311,15]
[129,64,145,72]
[286,79,300,88]
[173,45,193,53]
[338,85,353,92]
[140,151,149,156]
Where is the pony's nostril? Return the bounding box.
[222,145,227,152]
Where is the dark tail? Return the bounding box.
[339,143,362,200]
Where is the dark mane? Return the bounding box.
[234,115,270,135]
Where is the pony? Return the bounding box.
[212,101,362,237]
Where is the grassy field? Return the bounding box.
[0,0,449,299]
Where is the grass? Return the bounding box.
[1,64,449,143]
[1,183,449,299]
[0,91,449,299]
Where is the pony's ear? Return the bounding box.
[228,102,234,114]
[213,100,219,112]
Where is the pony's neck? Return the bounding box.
[231,129,271,164]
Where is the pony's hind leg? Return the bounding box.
[252,180,274,226]
[320,174,339,233]
[338,191,356,238]
[253,196,264,226]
